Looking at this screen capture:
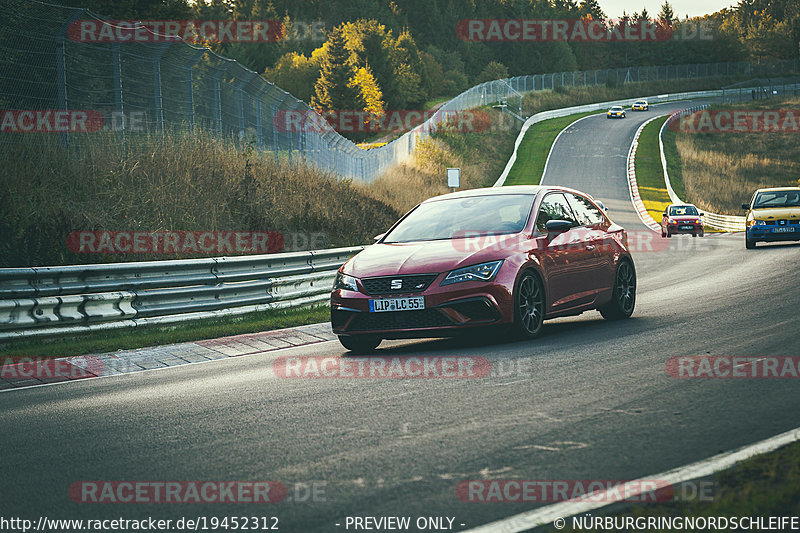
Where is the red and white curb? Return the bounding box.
[0,322,335,392]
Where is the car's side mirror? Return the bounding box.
[545,220,572,235]
[741,203,750,210]
[699,212,704,217]
[373,233,386,242]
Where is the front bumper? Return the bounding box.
[667,223,703,235]
[331,273,514,338]
[747,225,800,242]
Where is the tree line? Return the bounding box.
[52,0,800,140]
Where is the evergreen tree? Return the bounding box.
[311,27,359,112]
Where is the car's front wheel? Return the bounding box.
[746,238,756,249]
[599,259,636,320]
[513,271,545,339]
[338,335,381,353]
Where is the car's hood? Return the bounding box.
[750,208,800,220]
[343,236,522,278]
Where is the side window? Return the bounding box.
[566,193,605,226]
[536,193,578,232]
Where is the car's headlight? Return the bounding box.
[440,260,503,286]
[333,272,359,291]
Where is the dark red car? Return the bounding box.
[661,203,704,238]
[331,185,636,352]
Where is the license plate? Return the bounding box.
[680,225,693,230]
[369,297,425,313]
[773,226,795,233]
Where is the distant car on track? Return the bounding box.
[331,185,637,352]
[661,204,704,238]
[632,100,649,111]
[742,187,800,249]
[607,106,626,119]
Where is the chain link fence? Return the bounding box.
[2,0,799,183]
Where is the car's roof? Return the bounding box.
[754,186,800,193]
[423,185,590,203]
[668,203,698,208]
[610,105,624,109]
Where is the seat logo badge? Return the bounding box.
[391,279,403,290]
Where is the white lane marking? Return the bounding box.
[462,425,800,532]
[540,114,599,186]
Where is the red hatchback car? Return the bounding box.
[331,185,636,352]
[661,203,704,238]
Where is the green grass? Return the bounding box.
[546,440,800,532]
[0,304,330,360]
[503,111,599,186]
[661,125,686,199]
[634,116,673,222]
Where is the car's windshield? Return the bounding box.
[754,191,800,208]
[383,194,536,243]
[669,205,699,216]
[610,106,623,111]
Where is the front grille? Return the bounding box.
[348,309,453,331]
[360,274,438,296]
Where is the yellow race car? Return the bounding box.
[632,100,649,111]
[743,187,800,249]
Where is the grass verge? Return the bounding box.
[546,440,800,532]
[634,116,673,222]
[0,304,330,360]
[503,111,598,186]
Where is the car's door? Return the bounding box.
[534,192,596,312]
[565,192,610,299]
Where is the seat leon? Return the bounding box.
[330,185,636,352]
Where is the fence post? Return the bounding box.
[235,71,257,143]
[212,61,232,136]
[271,93,288,164]
[112,42,125,151]
[184,49,206,130]
[151,41,173,134]
[55,9,86,149]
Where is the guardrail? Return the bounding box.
[0,246,363,340]
[660,109,747,232]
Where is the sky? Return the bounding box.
[599,0,738,18]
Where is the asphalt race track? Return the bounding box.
[2,100,799,532]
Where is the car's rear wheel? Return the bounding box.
[338,335,381,353]
[513,271,545,339]
[599,259,636,320]
[746,238,756,249]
